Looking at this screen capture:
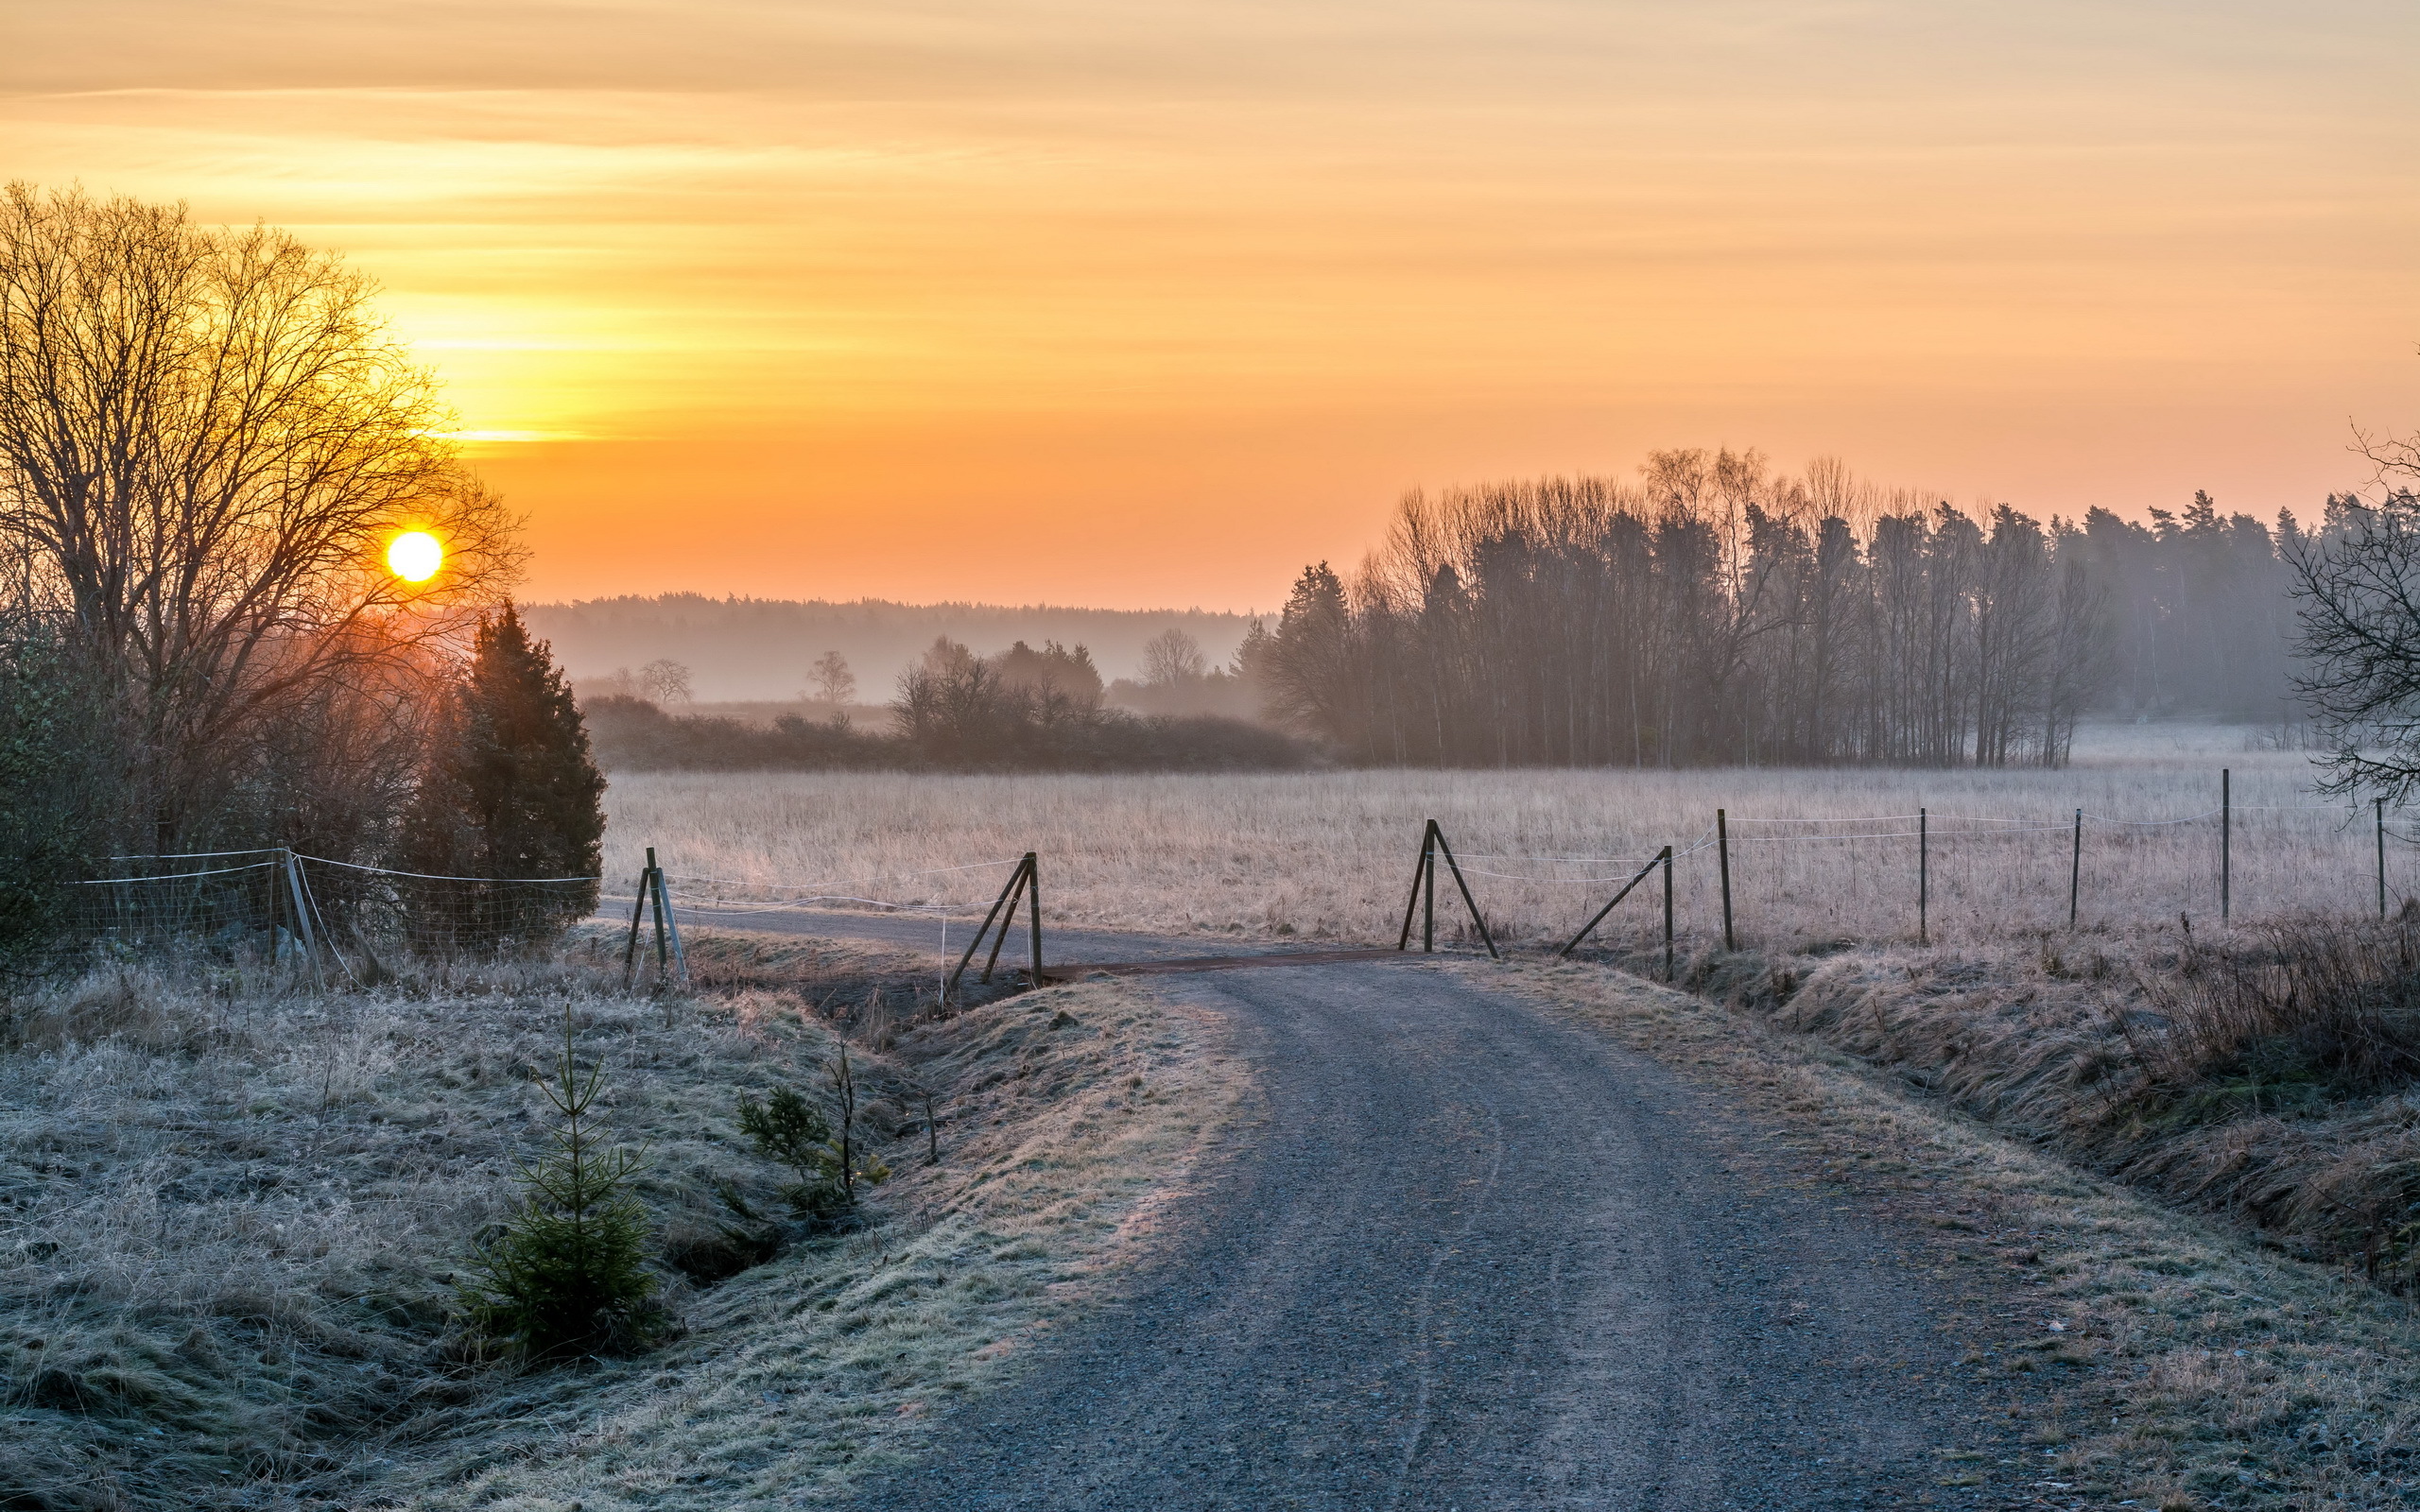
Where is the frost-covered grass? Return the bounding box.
[1514,959,2420,1512]
[0,938,1238,1510]
[603,723,2376,952]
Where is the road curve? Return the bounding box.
[821,954,2036,1511]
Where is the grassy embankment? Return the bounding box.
[1510,948,2420,1512]
[0,931,1240,1511]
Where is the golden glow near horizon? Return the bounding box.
[386,530,444,583]
[9,1,2417,610]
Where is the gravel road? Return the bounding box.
[684,910,2044,1508]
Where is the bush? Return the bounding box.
[736,1084,852,1219]
[458,1009,662,1358]
[2125,917,2420,1121]
[736,1046,890,1221]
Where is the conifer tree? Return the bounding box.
[406,605,605,940]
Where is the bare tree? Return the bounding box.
[1140,627,1206,686]
[808,649,856,705]
[0,185,518,850]
[2291,421,2420,799]
[638,658,692,704]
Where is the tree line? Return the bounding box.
[585,633,1306,772]
[1250,452,2344,768]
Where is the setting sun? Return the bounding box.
[385,530,443,583]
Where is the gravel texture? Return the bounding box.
[837,956,2046,1510]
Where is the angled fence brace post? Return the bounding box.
[621,854,654,984]
[1424,821,1438,953]
[980,855,1034,986]
[949,859,1026,996]
[294,856,358,986]
[1428,824,1498,960]
[1558,850,1664,958]
[656,868,688,986]
[1396,822,1437,951]
[283,849,324,988]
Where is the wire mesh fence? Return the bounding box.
[58,851,600,968]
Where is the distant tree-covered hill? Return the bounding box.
[517,594,1257,702]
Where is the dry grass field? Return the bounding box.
[603,723,2386,954]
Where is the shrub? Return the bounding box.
[458,1009,662,1358]
[2125,917,2420,1121]
[736,1083,851,1220]
[736,1046,890,1220]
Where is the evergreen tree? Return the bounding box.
[459,1006,661,1358]
[406,605,605,941]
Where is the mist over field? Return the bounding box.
[521,595,1255,702]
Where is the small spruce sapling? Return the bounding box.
[459,1007,661,1358]
[735,1042,890,1220]
[735,1084,849,1219]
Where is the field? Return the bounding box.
[602,723,2385,954]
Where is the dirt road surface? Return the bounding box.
[686,910,2048,1509]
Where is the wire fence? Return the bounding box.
[1446,777,2409,953]
[60,850,601,969]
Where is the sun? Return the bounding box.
[386,530,444,583]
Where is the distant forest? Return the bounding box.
[520,595,1253,702]
[1251,452,2338,769]
[566,451,2364,775]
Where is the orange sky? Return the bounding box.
[8,1,2415,610]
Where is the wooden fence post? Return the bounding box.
[1717,808,1734,951]
[2221,768,2231,926]
[1427,825,1499,960]
[656,867,688,985]
[1424,819,1437,953]
[1024,850,1043,984]
[1661,843,1674,982]
[980,856,1033,985]
[1396,824,1434,952]
[2068,809,2082,929]
[621,854,654,983]
[2379,798,2389,919]
[646,846,668,969]
[1917,808,1927,945]
[951,857,1032,995]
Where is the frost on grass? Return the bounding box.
[601,743,2375,951]
[1515,960,2420,1512]
[0,944,1238,1511]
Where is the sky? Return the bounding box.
[6,0,2415,610]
